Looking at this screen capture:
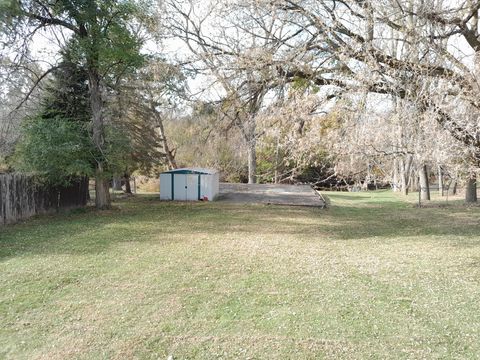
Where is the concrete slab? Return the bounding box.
[217,183,325,207]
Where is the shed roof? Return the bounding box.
[161,167,218,175]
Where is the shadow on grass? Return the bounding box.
[1,192,480,260]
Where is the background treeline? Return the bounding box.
[2,0,480,207]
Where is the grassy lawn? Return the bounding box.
[1,191,480,359]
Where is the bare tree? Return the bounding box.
[260,0,480,200]
[167,0,291,183]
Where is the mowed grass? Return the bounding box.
[1,191,480,359]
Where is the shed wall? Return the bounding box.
[159,173,172,200]
[160,170,219,201]
[199,173,219,201]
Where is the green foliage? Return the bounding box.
[14,115,93,185]
[103,124,134,176]
[105,57,187,177]
[12,49,93,185]
[59,0,147,82]
[13,48,135,184]
[42,48,91,124]
[0,0,20,24]
[2,0,155,188]
[14,116,133,185]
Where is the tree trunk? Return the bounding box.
[95,164,111,209]
[392,158,399,192]
[400,156,412,196]
[363,161,371,191]
[86,181,91,201]
[400,158,407,195]
[419,164,431,201]
[88,68,110,209]
[451,179,457,195]
[401,176,409,196]
[165,149,177,170]
[438,166,444,196]
[247,138,257,184]
[124,173,132,194]
[274,134,280,184]
[409,174,417,193]
[154,110,177,169]
[465,175,477,203]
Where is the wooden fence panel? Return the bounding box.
[0,174,88,226]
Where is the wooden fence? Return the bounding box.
[0,173,88,226]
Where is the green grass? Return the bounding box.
[1,191,480,359]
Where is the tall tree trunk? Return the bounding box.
[401,177,409,195]
[400,156,412,196]
[469,21,480,203]
[419,164,431,201]
[154,110,177,169]
[247,138,257,184]
[363,161,371,191]
[465,175,477,203]
[165,149,177,170]
[274,133,280,184]
[400,159,407,195]
[124,173,132,194]
[88,69,110,209]
[392,158,399,192]
[409,173,417,193]
[242,114,258,185]
[451,178,457,195]
[95,164,111,208]
[438,166,444,196]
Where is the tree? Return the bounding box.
[13,49,93,182]
[0,58,43,166]
[13,50,133,186]
[266,0,480,200]
[167,0,288,183]
[105,58,186,193]
[167,101,249,182]
[256,84,331,184]
[112,58,186,171]
[14,116,93,183]
[1,0,148,208]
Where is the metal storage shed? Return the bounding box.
[159,168,219,201]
